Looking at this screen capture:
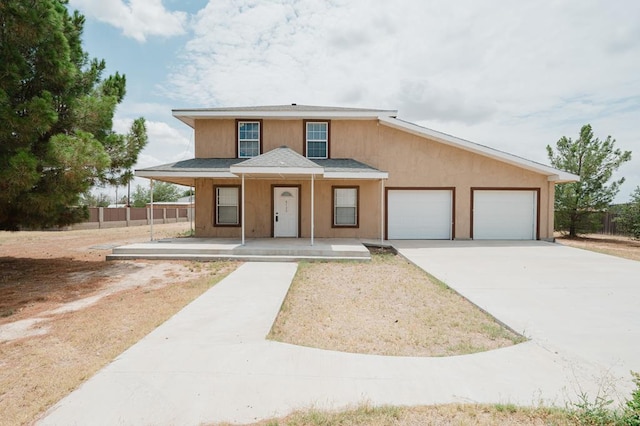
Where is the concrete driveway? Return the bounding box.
[39,242,640,425]
[394,240,640,399]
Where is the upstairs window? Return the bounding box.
[238,121,261,158]
[305,121,329,159]
[333,187,358,227]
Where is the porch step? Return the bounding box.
[106,253,371,262]
[110,244,364,257]
[107,238,372,262]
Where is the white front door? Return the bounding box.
[274,187,298,237]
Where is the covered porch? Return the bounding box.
[135,146,389,244]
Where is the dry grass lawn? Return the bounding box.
[557,233,640,262]
[229,404,579,426]
[269,253,524,357]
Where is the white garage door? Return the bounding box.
[473,190,537,240]
[388,189,452,239]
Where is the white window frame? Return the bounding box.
[306,121,328,159]
[238,121,260,158]
[333,187,358,227]
[215,186,240,226]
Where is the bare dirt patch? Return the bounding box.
[268,253,524,357]
[0,223,238,426]
[0,222,190,321]
[556,233,640,262]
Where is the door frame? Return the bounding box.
[271,184,302,237]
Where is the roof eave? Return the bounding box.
[323,171,389,179]
[229,166,324,175]
[172,109,397,126]
[136,170,237,178]
[548,172,580,183]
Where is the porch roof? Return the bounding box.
[230,146,323,175]
[136,148,388,183]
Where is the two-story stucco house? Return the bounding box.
[136,104,577,242]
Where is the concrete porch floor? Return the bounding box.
[106,237,375,262]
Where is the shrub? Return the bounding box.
[616,187,640,239]
[622,371,640,425]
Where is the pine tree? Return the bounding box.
[547,124,632,237]
[0,0,147,229]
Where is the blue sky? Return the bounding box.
[69,0,640,203]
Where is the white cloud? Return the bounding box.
[113,118,193,169]
[159,0,640,201]
[167,1,640,119]
[70,0,187,42]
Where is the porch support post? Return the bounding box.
[311,174,315,246]
[241,173,245,246]
[189,180,194,235]
[150,178,154,241]
[380,178,385,244]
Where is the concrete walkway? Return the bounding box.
[39,244,640,425]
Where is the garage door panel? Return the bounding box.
[473,190,536,240]
[388,190,452,239]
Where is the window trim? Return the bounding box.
[303,120,330,159]
[214,185,241,227]
[236,119,263,158]
[332,186,359,228]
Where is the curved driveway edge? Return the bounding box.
[38,243,640,425]
[394,240,640,402]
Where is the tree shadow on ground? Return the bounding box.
[0,257,122,319]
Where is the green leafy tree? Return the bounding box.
[616,187,640,239]
[131,183,183,207]
[0,0,147,230]
[78,191,110,207]
[547,124,632,237]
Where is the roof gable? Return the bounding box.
[378,116,578,182]
[231,146,322,174]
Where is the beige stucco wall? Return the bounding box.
[195,119,305,157]
[263,120,304,153]
[192,118,554,239]
[195,119,235,157]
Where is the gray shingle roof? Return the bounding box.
[234,146,322,169]
[312,159,383,174]
[136,149,386,178]
[136,158,244,172]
